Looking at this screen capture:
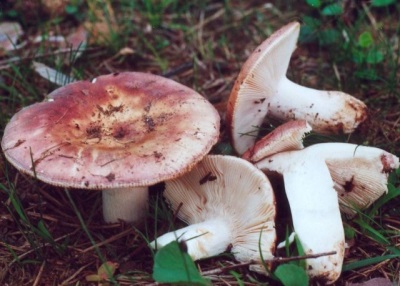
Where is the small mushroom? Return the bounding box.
[226,21,367,155]
[242,120,311,162]
[255,143,399,283]
[1,72,220,223]
[150,155,276,269]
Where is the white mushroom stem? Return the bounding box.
[268,78,366,134]
[149,155,276,268]
[150,218,232,260]
[102,187,148,223]
[256,153,345,284]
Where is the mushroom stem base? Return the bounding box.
[150,218,232,260]
[102,187,148,223]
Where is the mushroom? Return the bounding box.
[1,72,220,223]
[254,143,399,283]
[226,21,367,155]
[150,155,276,269]
[242,120,311,162]
[312,143,399,215]
[247,134,400,216]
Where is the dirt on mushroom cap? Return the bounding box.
[1,72,220,190]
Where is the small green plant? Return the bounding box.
[300,1,343,46]
[1,181,65,260]
[301,0,394,81]
[274,264,309,286]
[268,232,309,286]
[370,0,396,7]
[85,261,119,285]
[152,241,211,285]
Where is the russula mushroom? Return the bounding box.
[250,138,399,216]
[1,72,220,223]
[310,143,399,215]
[242,120,311,162]
[150,155,276,269]
[226,21,367,155]
[255,150,345,283]
[255,143,399,283]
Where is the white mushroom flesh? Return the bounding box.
[256,152,345,283]
[150,155,276,266]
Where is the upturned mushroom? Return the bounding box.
[242,120,311,162]
[1,72,220,223]
[226,21,367,155]
[254,143,399,283]
[246,130,400,216]
[150,155,276,269]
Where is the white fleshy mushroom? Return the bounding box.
[150,155,276,269]
[1,72,220,223]
[256,150,344,283]
[226,21,367,155]
[255,143,399,283]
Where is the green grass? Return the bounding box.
[0,0,399,285]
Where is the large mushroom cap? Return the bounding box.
[1,72,220,190]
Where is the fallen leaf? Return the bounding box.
[118,47,135,56]
[84,0,118,45]
[85,261,119,283]
[0,22,24,54]
[346,277,394,286]
[41,0,69,18]
[97,261,118,281]
[61,25,88,62]
[32,61,76,86]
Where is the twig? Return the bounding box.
[32,260,45,286]
[201,251,337,276]
[81,227,133,253]
[60,262,94,285]
[162,62,193,78]
[361,3,385,39]
[9,230,79,266]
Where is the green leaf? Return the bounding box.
[344,224,356,240]
[65,5,78,14]
[321,3,343,16]
[366,49,384,64]
[152,241,211,285]
[302,16,321,28]
[353,218,389,245]
[318,28,340,46]
[354,69,378,80]
[358,31,374,48]
[37,220,53,241]
[387,246,400,255]
[274,264,309,286]
[371,0,396,7]
[306,0,321,8]
[368,184,400,216]
[343,253,400,271]
[294,234,306,268]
